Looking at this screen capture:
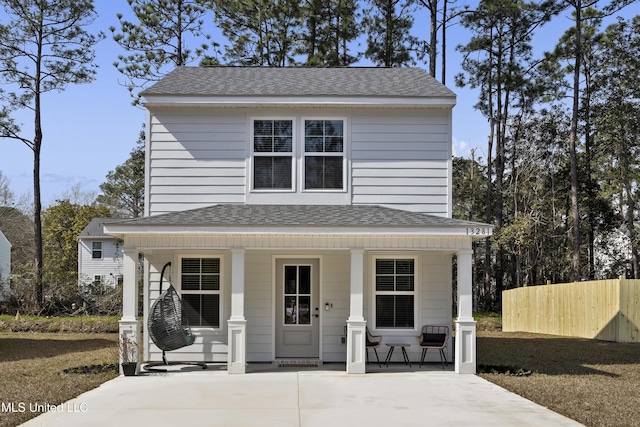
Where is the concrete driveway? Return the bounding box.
[21,364,582,427]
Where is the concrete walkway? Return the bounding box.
[21,364,582,427]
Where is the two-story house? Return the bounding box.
[78,218,124,290]
[104,67,492,374]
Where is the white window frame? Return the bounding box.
[301,118,347,192]
[371,254,419,333]
[91,241,103,259]
[250,117,296,193]
[178,254,224,330]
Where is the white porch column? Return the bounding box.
[228,248,247,374]
[455,248,477,374]
[119,247,140,375]
[346,249,366,374]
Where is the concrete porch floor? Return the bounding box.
[21,363,582,427]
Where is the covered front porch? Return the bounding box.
[104,205,491,375]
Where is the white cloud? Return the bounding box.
[452,137,470,158]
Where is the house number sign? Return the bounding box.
[466,227,491,236]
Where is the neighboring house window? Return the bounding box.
[304,120,344,190]
[92,242,102,259]
[180,257,221,328]
[93,275,102,286]
[374,258,415,329]
[253,119,293,190]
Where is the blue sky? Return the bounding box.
[0,0,636,208]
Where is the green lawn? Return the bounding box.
[0,332,119,427]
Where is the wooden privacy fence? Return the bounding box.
[502,278,640,342]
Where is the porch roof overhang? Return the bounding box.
[103,205,492,250]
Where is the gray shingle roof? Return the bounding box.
[110,205,486,229]
[79,218,124,238]
[141,67,456,99]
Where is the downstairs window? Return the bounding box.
[374,258,415,329]
[180,257,221,328]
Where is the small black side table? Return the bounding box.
[383,343,411,367]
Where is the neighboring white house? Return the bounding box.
[104,67,492,375]
[0,230,10,300]
[78,218,123,289]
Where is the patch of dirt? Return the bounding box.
[477,364,533,376]
[61,363,119,375]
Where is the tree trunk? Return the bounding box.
[569,1,582,282]
[441,0,447,84]
[584,77,595,280]
[429,0,437,77]
[483,27,496,311]
[484,118,494,310]
[624,176,639,278]
[33,136,43,309]
[34,25,44,310]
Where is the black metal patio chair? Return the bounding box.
[416,325,449,369]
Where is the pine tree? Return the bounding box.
[299,0,360,66]
[0,0,103,309]
[111,0,213,104]
[97,129,145,218]
[363,0,421,67]
[212,0,302,66]
[456,0,560,308]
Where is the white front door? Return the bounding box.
[275,259,320,358]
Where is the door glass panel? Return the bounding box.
[283,265,313,326]
[298,296,311,325]
[284,295,297,324]
[299,266,311,294]
[284,266,297,294]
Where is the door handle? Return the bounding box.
[314,307,319,318]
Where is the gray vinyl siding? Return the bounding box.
[244,252,274,362]
[418,252,454,363]
[146,107,452,216]
[351,111,451,215]
[319,252,351,362]
[147,109,247,215]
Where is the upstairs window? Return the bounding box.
[253,120,293,190]
[304,120,344,190]
[92,242,102,259]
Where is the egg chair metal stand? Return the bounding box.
[143,262,207,372]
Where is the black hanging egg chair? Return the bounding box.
[144,262,206,371]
